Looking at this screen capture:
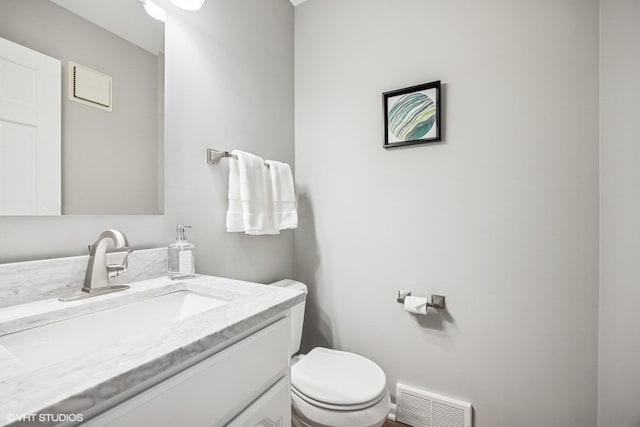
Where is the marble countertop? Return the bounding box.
[0,275,304,426]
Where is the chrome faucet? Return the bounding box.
[83,229,132,292]
[60,229,133,301]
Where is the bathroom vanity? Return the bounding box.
[0,273,304,426]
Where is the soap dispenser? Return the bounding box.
[168,224,195,279]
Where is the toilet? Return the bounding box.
[271,280,390,427]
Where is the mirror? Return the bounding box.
[0,0,164,215]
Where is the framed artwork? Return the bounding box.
[383,80,441,149]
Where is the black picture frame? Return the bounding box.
[383,80,441,149]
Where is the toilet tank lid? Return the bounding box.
[270,279,308,294]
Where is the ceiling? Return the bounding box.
[51,0,305,50]
[50,0,164,55]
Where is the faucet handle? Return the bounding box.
[107,249,133,278]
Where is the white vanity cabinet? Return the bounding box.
[84,317,291,427]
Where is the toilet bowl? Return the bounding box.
[270,280,391,427]
[291,347,390,427]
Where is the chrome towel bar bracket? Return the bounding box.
[206,148,270,168]
[207,149,236,164]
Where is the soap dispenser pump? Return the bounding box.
[168,224,195,279]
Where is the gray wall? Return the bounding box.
[163,0,295,283]
[0,0,162,215]
[294,1,600,426]
[0,0,295,285]
[598,0,640,425]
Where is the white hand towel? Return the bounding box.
[265,160,298,231]
[225,155,244,232]
[234,150,278,235]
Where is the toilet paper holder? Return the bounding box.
[397,291,446,309]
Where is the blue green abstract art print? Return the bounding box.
[383,81,441,148]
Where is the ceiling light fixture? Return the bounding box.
[169,0,206,11]
[140,0,166,22]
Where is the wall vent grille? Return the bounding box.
[68,61,112,112]
[396,383,472,427]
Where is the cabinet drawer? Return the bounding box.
[227,376,291,427]
[86,317,290,426]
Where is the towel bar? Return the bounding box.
[207,149,269,168]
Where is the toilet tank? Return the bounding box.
[270,279,307,356]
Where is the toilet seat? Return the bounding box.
[291,384,385,411]
[291,347,388,418]
[291,347,387,408]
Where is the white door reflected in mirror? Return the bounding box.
[0,37,61,216]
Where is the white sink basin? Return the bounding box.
[0,291,227,371]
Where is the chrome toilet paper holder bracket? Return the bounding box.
[396,291,446,309]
